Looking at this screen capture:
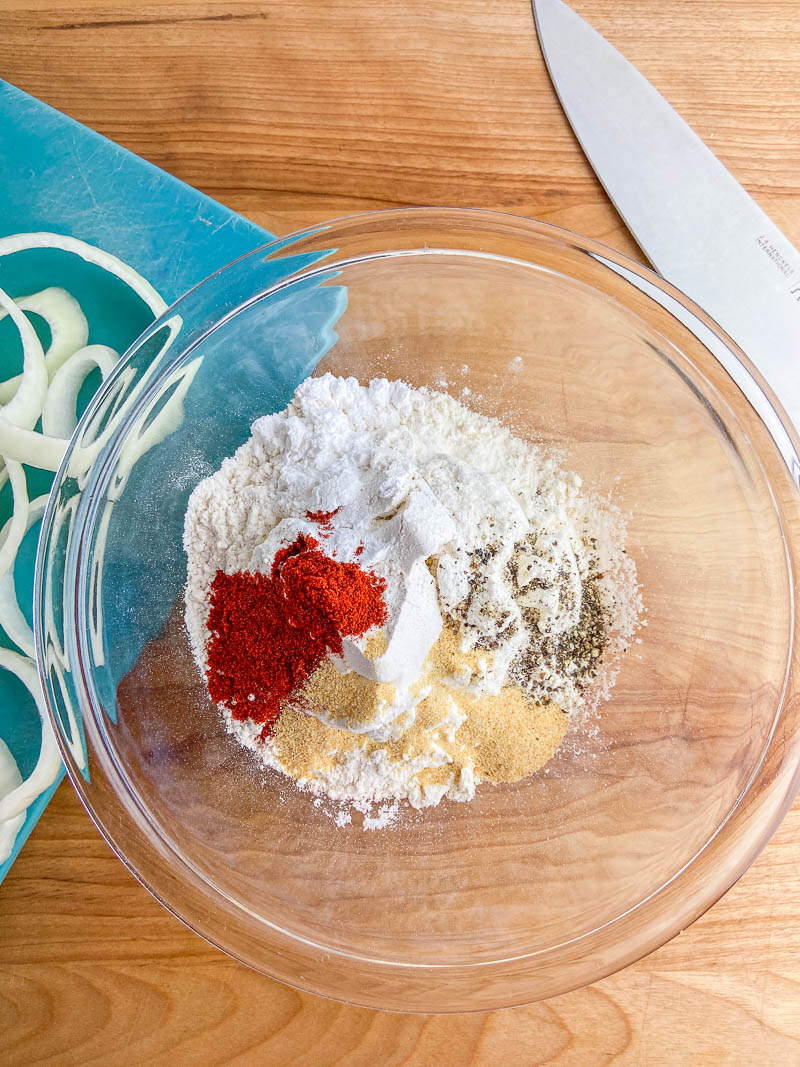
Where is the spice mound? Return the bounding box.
[205,534,387,734]
[184,373,641,819]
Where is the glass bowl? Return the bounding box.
[35,208,800,1012]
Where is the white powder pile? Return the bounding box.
[184,373,641,821]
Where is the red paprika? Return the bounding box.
[205,533,387,735]
[305,508,339,525]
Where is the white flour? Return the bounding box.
[184,374,641,818]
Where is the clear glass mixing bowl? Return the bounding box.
[35,209,800,1012]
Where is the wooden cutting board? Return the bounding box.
[1,1,799,1063]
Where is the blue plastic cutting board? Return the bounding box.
[0,80,277,882]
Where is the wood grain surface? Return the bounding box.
[2,0,800,1062]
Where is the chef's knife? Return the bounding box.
[531,0,800,433]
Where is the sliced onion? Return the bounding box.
[109,354,201,499]
[41,344,119,439]
[66,372,136,483]
[81,366,137,448]
[0,287,89,404]
[69,314,183,482]
[0,460,29,580]
[0,495,49,658]
[0,737,25,863]
[0,286,48,429]
[0,419,68,471]
[0,231,169,854]
[43,494,80,673]
[0,233,167,318]
[0,648,61,823]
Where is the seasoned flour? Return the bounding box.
[184,374,641,818]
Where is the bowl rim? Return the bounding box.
[34,206,800,1011]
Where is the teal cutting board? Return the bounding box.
[0,80,276,882]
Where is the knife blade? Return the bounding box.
[532,0,800,426]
